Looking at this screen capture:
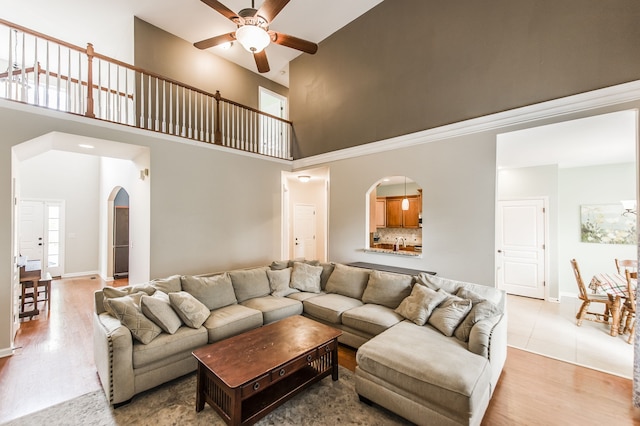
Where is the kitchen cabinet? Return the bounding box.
[375,198,386,228]
[385,195,420,228]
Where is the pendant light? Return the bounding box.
[402,176,409,210]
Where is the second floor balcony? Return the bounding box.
[0,19,293,160]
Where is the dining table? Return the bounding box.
[589,272,637,337]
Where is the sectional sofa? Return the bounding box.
[93,260,506,425]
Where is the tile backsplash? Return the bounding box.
[373,227,422,246]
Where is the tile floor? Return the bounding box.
[507,294,634,378]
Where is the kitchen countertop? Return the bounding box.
[365,243,422,257]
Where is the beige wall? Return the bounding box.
[134,18,288,110]
[319,99,640,292]
[0,101,290,354]
[289,0,640,158]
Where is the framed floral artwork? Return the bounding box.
[580,204,637,245]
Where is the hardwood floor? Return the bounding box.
[1,275,639,424]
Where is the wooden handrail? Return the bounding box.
[0,18,86,54]
[0,18,293,159]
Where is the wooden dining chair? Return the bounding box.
[615,259,638,279]
[620,269,636,344]
[570,259,612,325]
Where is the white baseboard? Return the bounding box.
[0,347,15,358]
[61,271,100,279]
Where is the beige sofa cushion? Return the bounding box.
[229,267,271,303]
[395,285,447,326]
[303,293,363,324]
[168,291,210,329]
[151,275,182,293]
[356,321,492,424]
[341,304,404,336]
[362,270,413,309]
[287,291,324,302]
[325,264,371,299]
[140,291,182,334]
[132,325,207,369]
[290,262,323,293]
[241,296,303,324]
[202,304,263,343]
[181,273,237,310]
[104,295,162,344]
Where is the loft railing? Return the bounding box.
[0,19,292,160]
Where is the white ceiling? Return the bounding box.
[2,0,382,87]
[130,0,383,86]
[497,110,637,169]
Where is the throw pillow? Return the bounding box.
[395,285,448,326]
[319,262,335,290]
[414,273,462,294]
[455,287,485,304]
[104,295,162,344]
[140,292,182,334]
[180,273,237,310]
[267,267,299,297]
[454,299,502,342]
[325,263,371,299]
[362,270,413,309]
[103,287,155,317]
[168,291,210,328]
[428,295,473,337]
[151,275,182,293]
[228,267,271,303]
[290,262,323,293]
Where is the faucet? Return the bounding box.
[394,237,406,251]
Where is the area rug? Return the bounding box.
[3,366,410,426]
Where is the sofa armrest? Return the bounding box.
[93,312,135,405]
[468,307,508,394]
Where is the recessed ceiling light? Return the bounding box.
[79,144,94,149]
[219,42,233,50]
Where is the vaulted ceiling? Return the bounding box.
[4,0,383,87]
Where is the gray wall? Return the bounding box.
[290,0,640,158]
[134,18,288,110]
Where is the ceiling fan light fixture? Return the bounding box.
[236,25,270,53]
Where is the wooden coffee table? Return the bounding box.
[192,315,342,426]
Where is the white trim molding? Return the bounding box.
[293,80,640,169]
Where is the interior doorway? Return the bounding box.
[293,204,316,259]
[281,167,329,262]
[496,110,638,300]
[496,199,547,299]
[19,199,65,277]
[113,188,129,279]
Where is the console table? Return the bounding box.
[347,262,436,276]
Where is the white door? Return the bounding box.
[496,199,546,299]
[19,200,64,277]
[19,200,44,265]
[294,204,316,260]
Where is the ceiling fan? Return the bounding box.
[194,0,319,73]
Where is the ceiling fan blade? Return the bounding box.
[201,0,242,24]
[270,31,318,54]
[257,0,290,23]
[194,32,236,50]
[253,50,270,73]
